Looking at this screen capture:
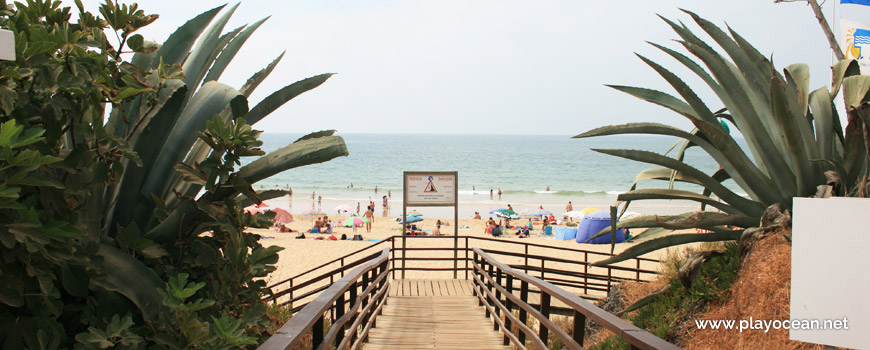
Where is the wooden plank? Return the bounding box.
[364,295,510,350]
[425,280,435,296]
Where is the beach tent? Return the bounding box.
[576,211,626,244]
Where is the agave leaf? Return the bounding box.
[592,230,743,266]
[243,73,336,126]
[784,63,811,116]
[809,87,836,161]
[91,244,164,323]
[152,4,226,67]
[606,85,696,117]
[631,227,676,242]
[239,51,284,98]
[843,75,870,108]
[106,82,189,234]
[237,135,348,185]
[295,129,337,143]
[594,148,765,216]
[203,17,269,84]
[130,40,161,70]
[135,82,247,226]
[585,211,756,242]
[769,70,821,198]
[682,41,797,198]
[831,59,860,98]
[728,25,773,78]
[617,188,742,214]
[632,168,703,187]
[635,53,718,125]
[686,10,771,110]
[236,189,287,208]
[577,123,775,203]
[181,3,239,91]
[648,42,724,100]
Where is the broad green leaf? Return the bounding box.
[584,211,756,243]
[91,244,164,323]
[784,63,811,116]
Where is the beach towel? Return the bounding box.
[328,235,338,241]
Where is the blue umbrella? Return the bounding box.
[399,215,423,224]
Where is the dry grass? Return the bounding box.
[685,230,825,350]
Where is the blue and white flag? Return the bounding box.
[842,0,870,5]
[841,18,870,74]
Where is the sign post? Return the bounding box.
[402,171,459,279]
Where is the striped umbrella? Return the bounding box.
[520,208,553,218]
[301,210,327,218]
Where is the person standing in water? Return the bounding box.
[498,188,502,199]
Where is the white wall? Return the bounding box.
[791,197,869,349]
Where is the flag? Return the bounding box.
[842,0,870,5]
[841,18,870,74]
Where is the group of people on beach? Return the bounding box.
[308,216,334,234]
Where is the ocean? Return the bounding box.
[250,133,744,219]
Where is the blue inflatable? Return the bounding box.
[576,211,626,244]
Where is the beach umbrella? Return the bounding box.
[272,208,293,223]
[399,215,423,224]
[343,217,370,227]
[335,204,353,213]
[562,210,586,219]
[491,209,518,219]
[522,208,553,217]
[301,210,327,218]
[405,210,422,216]
[243,205,264,215]
[580,207,600,215]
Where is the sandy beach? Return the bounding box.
[257,213,685,306]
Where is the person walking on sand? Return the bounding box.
[388,190,391,199]
[363,208,374,233]
[317,195,322,210]
[312,191,315,200]
[566,201,573,212]
[356,202,360,216]
[498,188,502,199]
[490,189,493,199]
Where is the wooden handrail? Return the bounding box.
[473,248,680,350]
[259,248,391,350]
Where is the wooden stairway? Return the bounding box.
[363,280,510,350]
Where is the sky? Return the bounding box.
[68,0,870,135]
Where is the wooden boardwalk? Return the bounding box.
[365,280,509,350]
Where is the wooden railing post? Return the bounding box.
[334,292,346,347]
[540,258,545,281]
[573,309,586,346]
[464,237,469,280]
[401,236,406,279]
[607,266,612,297]
[583,252,589,295]
[340,257,345,278]
[504,274,514,346]
[524,244,529,274]
[288,278,293,311]
[636,258,641,282]
[313,314,324,349]
[519,280,528,345]
[539,293,551,346]
[493,265,502,331]
[391,237,396,279]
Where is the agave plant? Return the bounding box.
[0,1,347,346]
[575,10,870,266]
